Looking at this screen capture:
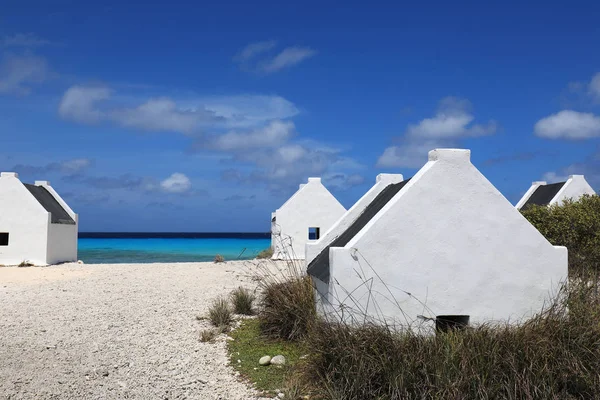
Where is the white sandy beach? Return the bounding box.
[0,260,277,400]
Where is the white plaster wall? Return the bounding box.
[305,174,403,265]
[324,149,568,327]
[272,178,346,259]
[551,175,596,205]
[0,173,49,265]
[38,181,79,264]
[47,222,78,264]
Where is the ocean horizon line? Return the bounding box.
[79,232,271,239]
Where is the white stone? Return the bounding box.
[271,177,346,260]
[516,174,595,210]
[0,173,78,266]
[270,355,286,365]
[258,356,271,366]
[312,149,568,327]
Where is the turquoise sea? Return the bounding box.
[77,233,271,264]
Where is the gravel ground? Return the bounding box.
[0,261,271,400]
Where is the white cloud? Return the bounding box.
[59,85,299,134]
[110,98,211,133]
[323,173,365,190]
[1,33,53,47]
[260,47,317,73]
[0,52,49,95]
[222,141,364,193]
[201,94,299,128]
[377,140,440,168]
[276,144,307,163]
[235,42,317,74]
[207,120,295,151]
[234,40,277,62]
[59,85,111,123]
[60,158,93,173]
[534,110,600,139]
[542,171,570,183]
[377,97,496,168]
[160,173,191,193]
[406,97,497,139]
[12,158,93,176]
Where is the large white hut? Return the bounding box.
[516,175,595,210]
[271,177,346,260]
[307,149,567,327]
[0,172,78,266]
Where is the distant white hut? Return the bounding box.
[305,173,404,268]
[516,175,595,210]
[271,177,346,260]
[307,149,567,327]
[0,172,78,266]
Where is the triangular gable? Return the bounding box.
[516,175,596,210]
[519,182,565,210]
[307,178,411,282]
[23,183,75,225]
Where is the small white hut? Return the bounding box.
[308,149,567,327]
[0,172,78,266]
[516,175,595,210]
[271,177,346,260]
[305,173,404,267]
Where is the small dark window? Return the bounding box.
[0,233,8,246]
[435,315,470,333]
[308,227,320,240]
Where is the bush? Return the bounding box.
[256,247,274,259]
[214,254,225,263]
[199,328,217,343]
[231,287,256,315]
[303,281,600,399]
[259,274,316,341]
[208,297,232,327]
[521,194,600,276]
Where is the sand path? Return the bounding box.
[0,261,268,400]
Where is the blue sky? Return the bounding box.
[1,1,600,232]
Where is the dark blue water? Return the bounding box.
[77,232,271,264]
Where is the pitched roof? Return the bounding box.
[307,178,411,283]
[521,181,566,210]
[24,184,75,225]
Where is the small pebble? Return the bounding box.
[271,355,286,366]
[258,356,271,366]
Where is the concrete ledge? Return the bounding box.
[428,149,470,162]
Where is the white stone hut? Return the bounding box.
[305,173,404,273]
[307,149,567,327]
[516,175,595,210]
[271,177,346,260]
[0,172,78,266]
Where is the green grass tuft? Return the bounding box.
[256,248,274,259]
[231,287,256,315]
[208,297,232,327]
[259,274,316,341]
